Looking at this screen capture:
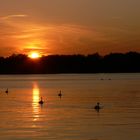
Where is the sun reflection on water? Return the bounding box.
[32,82,40,121]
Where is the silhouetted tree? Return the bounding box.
[0,52,139,74]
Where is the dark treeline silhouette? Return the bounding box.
[0,52,140,74]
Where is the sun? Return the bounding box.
[28,52,41,59]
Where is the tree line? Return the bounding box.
[0,52,140,74]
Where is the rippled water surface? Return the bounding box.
[0,74,140,140]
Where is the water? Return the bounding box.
[0,74,140,140]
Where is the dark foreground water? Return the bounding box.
[0,74,140,140]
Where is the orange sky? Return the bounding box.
[0,0,140,56]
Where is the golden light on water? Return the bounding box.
[32,82,40,121]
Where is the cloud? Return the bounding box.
[1,14,28,20]
[0,45,18,56]
[0,15,117,56]
[2,14,137,56]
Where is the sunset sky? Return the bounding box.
[0,0,140,56]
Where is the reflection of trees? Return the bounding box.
[0,52,140,74]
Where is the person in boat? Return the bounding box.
[39,97,44,104]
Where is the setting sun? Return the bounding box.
[29,52,40,59]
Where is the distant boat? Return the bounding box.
[5,88,8,94]
[58,90,62,98]
[39,97,44,104]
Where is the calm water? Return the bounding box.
[0,74,140,140]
